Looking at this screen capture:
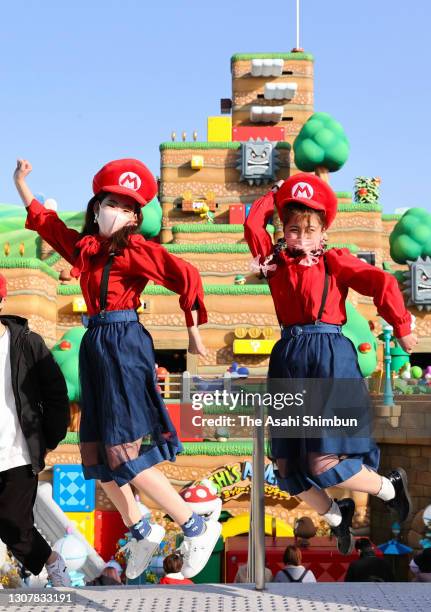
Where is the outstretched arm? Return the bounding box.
[187,308,207,357]
[14,159,35,208]
[129,237,208,357]
[329,249,418,352]
[14,159,80,265]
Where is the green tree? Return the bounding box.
[141,196,162,238]
[293,112,349,181]
[390,208,431,264]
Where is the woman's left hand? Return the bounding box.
[188,327,208,357]
[397,333,418,353]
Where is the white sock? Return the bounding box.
[376,476,395,501]
[321,499,342,527]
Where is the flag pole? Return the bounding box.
[296,0,300,50]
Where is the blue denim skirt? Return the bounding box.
[78,310,183,486]
[268,323,380,495]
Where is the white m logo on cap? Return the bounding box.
[292,182,314,199]
[119,171,142,191]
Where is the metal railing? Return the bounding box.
[157,373,182,400]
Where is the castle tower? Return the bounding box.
[230,52,314,144]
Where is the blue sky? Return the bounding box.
[0,0,429,213]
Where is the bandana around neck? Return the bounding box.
[276,237,326,267]
[70,234,110,279]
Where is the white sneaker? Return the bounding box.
[120,523,165,580]
[180,519,222,578]
[46,554,71,587]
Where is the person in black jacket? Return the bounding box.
[344,538,394,582]
[0,273,70,586]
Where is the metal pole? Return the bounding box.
[296,0,300,49]
[382,326,394,406]
[251,398,266,590]
[247,505,254,582]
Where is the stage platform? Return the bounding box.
[1,583,430,612]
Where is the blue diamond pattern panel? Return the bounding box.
[53,464,96,512]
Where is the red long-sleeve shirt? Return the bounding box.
[244,192,412,338]
[159,575,194,584]
[25,199,207,326]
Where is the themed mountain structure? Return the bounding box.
[1,50,431,561]
[1,51,430,372]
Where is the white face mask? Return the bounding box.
[96,205,135,237]
[285,236,320,254]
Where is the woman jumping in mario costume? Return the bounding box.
[244,173,418,554]
[14,158,221,579]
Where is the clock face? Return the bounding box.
[423,504,431,525]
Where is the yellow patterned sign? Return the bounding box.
[233,339,276,355]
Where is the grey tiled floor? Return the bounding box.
[1,583,430,612]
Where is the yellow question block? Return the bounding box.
[191,155,204,169]
[207,116,232,142]
[65,511,95,546]
[233,339,276,355]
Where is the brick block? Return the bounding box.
[65,511,95,546]
[404,447,422,457]
[390,456,411,468]
[232,126,285,142]
[419,472,431,486]
[53,464,96,512]
[229,204,245,224]
[409,484,424,497]
[411,458,430,471]
[166,403,203,442]
[400,413,425,429]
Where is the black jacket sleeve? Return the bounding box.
[28,332,70,449]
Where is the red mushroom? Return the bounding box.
[180,482,222,520]
[59,340,72,350]
[180,484,218,503]
[358,342,372,353]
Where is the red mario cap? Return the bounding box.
[274,172,338,228]
[0,274,7,299]
[92,158,157,208]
